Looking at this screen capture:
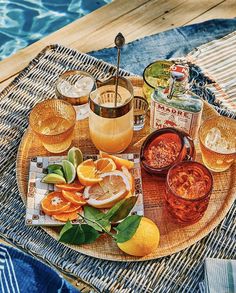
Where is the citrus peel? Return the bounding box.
[52,211,79,222]
[41,191,71,215]
[117,217,160,256]
[62,190,87,206]
[99,151,134,170]
[77,159,102,186]
[83,170,131,208]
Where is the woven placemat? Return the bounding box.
[0,44,235,292]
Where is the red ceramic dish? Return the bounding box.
[140,128,195,175]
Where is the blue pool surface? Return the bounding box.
[0,0,111,61]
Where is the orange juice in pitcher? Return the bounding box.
[89,77,133,153]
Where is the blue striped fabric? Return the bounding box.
[199,258,236,293]
[0,244,79,293]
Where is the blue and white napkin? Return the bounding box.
[199,258,236,293]
[0,243,79,293]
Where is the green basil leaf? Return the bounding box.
[105,197,137,223]
[59,223,99,245]
[84,206,111,232]
[114,215,142,243]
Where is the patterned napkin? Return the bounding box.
[199,258,236,293]
[25,154,144,226]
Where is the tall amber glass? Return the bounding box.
[199,116,236,172]
[165,161,213,224]
[29,99,76,153]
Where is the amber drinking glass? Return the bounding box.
[165,161,213,224]
[199,116,236,172]
[29,99,76,153]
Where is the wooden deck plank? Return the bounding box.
[72,0,186,51]
[187,0,236,24]
[0,0,235,87]
[126,0,229,40]
[0,76,16,92]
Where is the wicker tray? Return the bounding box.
[16,76,236,262]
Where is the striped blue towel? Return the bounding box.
[0,243,79,293]
[199,258,236,293]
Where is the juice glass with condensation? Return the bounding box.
[199,116,236,172]
[89,76,133,153]
[29,99,76,153]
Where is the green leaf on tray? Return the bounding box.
[84,206,111,232]
[59,221,100,245]
[105,196,137,223]
[81,224,100,244]
[58,220,74,242]
[114,215,142,243]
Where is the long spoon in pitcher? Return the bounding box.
[114,32,125,107]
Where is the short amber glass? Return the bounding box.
[55,70,96,120]
[29,99,76,153]
[199,116,236,172]
[165,161,213,224]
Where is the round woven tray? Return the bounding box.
[16,77,236,261]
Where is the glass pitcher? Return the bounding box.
[89,76,134,153]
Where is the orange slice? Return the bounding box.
[121,166,135,194]
[61,205,82,213]
[41,191,71,216]
[83,170,131,208]
[99,151,134,170]
[95,158,116,173]
[55,181,84,192]
[77,159,102,186]
[52,211,79,222]
[62,190,87,206]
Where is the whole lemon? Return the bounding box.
[117,217,160,256]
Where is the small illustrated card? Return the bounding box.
[25,153,144,226]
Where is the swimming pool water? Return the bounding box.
[0,0,111,61]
